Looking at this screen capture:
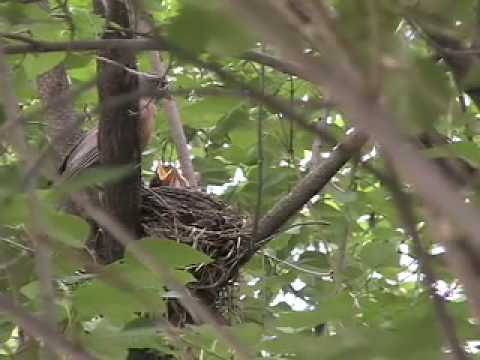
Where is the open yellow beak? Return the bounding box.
[158,166,174,182]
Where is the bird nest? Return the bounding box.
[140,186,252,323]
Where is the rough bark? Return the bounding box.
[95,0,141,263]
[37,65,83,164]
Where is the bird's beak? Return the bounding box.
[158,167,173,181]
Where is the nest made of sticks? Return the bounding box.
[140,186,252,314]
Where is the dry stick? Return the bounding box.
[242,50,302,78]
[0,295,96,360]
[226,0,480,319]
[26,165,58,360]
[382,165,468,360]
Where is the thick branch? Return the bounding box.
[242,50,302,78]
[3,38,166,54]
[227,0,480,319]
[3,37,304,78]
[255,131,367,243]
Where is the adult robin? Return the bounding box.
[58,98,157,218]
[59,98,157,178]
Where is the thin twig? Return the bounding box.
[96,55,162,79]
[3,38,167,54]
[0,44,60,360]
[253,47,266,238]
[149,51,198,187]
[0,295,95,360]
[263,251,332,277]
[384,162,468,360]
[137,13,199,188]
[225,0,480,320]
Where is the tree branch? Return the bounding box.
[253,130,367,248]
[149,52,198,187]
[226,0,480,320]
[3,38,167,54]
[0,295,95,360]
[242,50,302,78]
[383,162,468,360]
[2,36,306,79]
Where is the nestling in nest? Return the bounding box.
[58,97,252,323]
[141,166,252,323]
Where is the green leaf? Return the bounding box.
[423,142,480,167]
[64,54,93,70]
[167,0,254,55]
[24,53,65,79]
[0,320,14,342]
[297,251,330,271]
[44,212,90,248]
[80,320,169,360]
[182,96,243,128]
[56,165,134,194]
[73,280,165,324]
[360,240,400,269]
[231,323,263,346]
[20,281,41,300]
[192,157,232,185]
[126,238,212,268]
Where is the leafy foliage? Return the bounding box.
[1,0,480,359]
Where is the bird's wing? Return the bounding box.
[60,129,100,179]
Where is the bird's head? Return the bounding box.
[138,75,168,149]
[139,98,157,148]
[150,164,189,188]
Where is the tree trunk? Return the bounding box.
[95,0,141,263]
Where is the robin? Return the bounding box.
[150,163,189,189]
[59,98,157,178]
[57,98,158,219]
